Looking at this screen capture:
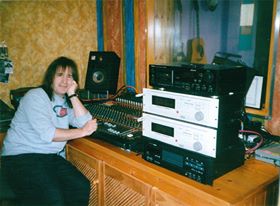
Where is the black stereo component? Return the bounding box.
[149,64,255,97]
[142,137,245,185]
[85,92,143,152]
[0,99,15,132]
[10,87,37,110]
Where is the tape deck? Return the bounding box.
[149,63,254,96]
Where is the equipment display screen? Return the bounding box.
[151,122,174,137]
[162,150,183,167]
[152,95,175,108]
[174,69,197,83]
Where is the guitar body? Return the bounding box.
[187,0,207,64]
[187,37,207,64]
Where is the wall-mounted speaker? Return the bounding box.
[85,51,120,94]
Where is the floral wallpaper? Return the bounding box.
[0,0,97,107]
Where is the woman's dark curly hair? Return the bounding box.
[41,56,79,103]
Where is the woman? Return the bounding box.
[1,56,97,206]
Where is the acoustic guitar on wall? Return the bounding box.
[187,0,207,64]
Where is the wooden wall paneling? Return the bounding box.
[146,0,181,88]
[265,27,280,135]
[153,0,175,64]
[102,0,124,90]
[248,0,278,117]
[146,0,155,88]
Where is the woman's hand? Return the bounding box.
[81,119,98,136]
[67,80,78,96]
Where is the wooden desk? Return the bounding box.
[66,137,279,206]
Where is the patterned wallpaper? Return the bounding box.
[0,0,97,107]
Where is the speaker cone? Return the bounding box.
[92,71,104,83]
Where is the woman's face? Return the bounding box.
[52,66,73,97]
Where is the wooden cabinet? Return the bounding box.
[103,164,150,205]
[67,145,102,206]
[66,137,279,206]
[67,141,151,206]
[151,187,188,206]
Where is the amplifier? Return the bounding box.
[143,88,243,128]
[142,113,240,158]
[142,137,245,185]
[149,64,254,96]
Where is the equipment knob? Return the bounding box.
[193,141,203,151]
[203,71,214,83]
[195,111,204,121]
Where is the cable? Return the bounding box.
[239,129,264,154]
[79,85,138,103]
[109,85,138,100]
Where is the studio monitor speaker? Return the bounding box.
[85,51,120,94]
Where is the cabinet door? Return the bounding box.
[66,145,102,206]
[151,187,188,206]
[104,163,151,206]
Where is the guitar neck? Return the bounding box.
[196,9,200,38]
[193,0,200,38]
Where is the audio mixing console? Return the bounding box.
[84,93,143,152]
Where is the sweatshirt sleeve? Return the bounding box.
[21,89,56,143]
[68,109,93,128]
